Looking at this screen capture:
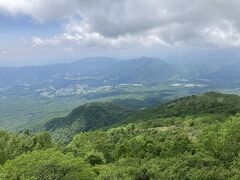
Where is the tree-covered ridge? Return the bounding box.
[44,102,133,142]
[133,92,240,121]
[2,92,240,179]
[44,92,240,143]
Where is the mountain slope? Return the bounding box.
[43,92,240,142]
[44,102,133,141]
[104,57,179,84]
[200,64,240,87]
[137,92,240,120]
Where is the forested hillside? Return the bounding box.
[44,92,240,142]
[44,102,133,142]
[1,92,240,179]
[134,92,240,120]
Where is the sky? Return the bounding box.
[0,0,240,66]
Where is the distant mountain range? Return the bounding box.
[0,57,179,88]
[1,56,240,95]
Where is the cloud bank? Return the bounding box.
[1,0,240,49]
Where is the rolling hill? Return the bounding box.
[44,102,133,141]
[134,92,240,121]
[43,92,240,142]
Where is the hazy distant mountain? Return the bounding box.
[1,56,240,90]
[199,64,240,87]
[0,57,179,88]
[102,57,179,84]
[0,57,117,87]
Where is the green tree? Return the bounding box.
[200,116,240,162]
[84,151,106,166]
[0,149,95,179]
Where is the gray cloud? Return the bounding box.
[1,0,240,47]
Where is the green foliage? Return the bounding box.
[32,132,53,150]
[68,125,195,164]
[0,149,95,179]
[0,130,53,165]
[84,151,106,166]
[199,114,240,162]
[96,155,228,179]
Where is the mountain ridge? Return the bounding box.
[0,57,178,88]
[43,92,240,142]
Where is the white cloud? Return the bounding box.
[64,47,74,53]
[0,0,75,22]
[0,50,9,55]
[202,21,240,47]
[31,20,168,49]
[1,0,240,48]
